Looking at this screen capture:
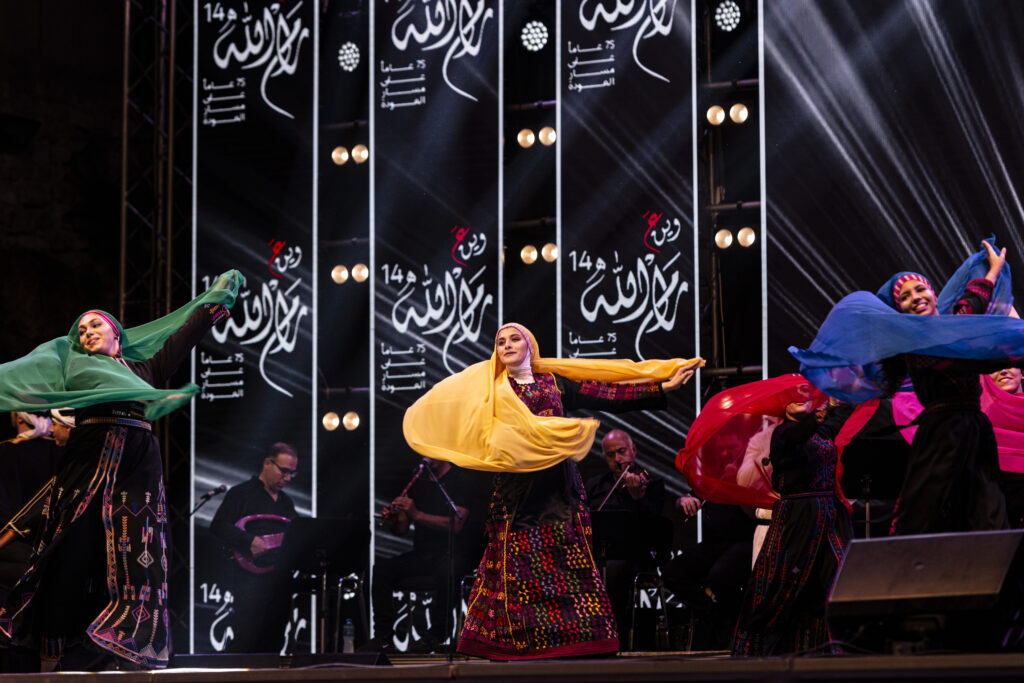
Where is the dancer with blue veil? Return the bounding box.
[791,238,1024,535]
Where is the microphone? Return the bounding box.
[199,484,227,501]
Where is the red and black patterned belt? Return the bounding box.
[79,416,152,431]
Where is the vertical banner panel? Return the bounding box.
[371,0,500,648]
[560,2,696,482]
[192,0,316,654]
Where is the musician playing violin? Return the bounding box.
[209,442,299,653]
[585,429,670,636]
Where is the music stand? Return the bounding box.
[278,516,369,654]
[589,510,641,569]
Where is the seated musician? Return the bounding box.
[210,442,298,653]
[585,429,669,636]
[372,456,474,652]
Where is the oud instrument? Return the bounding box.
[233,513,291,574]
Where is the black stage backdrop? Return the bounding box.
[191,0,316,654]
[370,0,500,630]
[764,0,1024,373]
[560,1,696,495]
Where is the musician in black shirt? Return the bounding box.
[210,442,299,653]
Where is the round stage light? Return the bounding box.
[331,265,350,284]
[715,229,734,249]
[729,103,749,124]
[715,1,741,32]
[521,245,538,264]
[517,129,536,148]
[322,411,340,431]
[352,144,369,163]
[331,146,350,165]
[342,411,360,431]
[738,227,756,247]
[706,106,726,126]
[538,126,557,146]
[521,20,549,52]
[541,242,559,262]
[352,263,369,282]
[337,41,360,72]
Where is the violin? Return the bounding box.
[596,463,649,510]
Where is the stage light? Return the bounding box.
[538,126,557,146]
[517,129,536,148]
[521,20,549,52]
[521,245,538,264]
[706,106,725,125]
[715,229,733,249]
[331,265,350,284]
[541,242,559,262]
[331,146,350,165]
[337,41,360,72]
[342,411,360,431]
[352,263,369,282]
[322,411,340,431]
[715,1,741,32]
[729,103,749,124]
[738,227,756,247]
[352,144,369,163]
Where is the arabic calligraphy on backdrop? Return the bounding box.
[202,0,311,121]
[204,259,310,398]
[386,0,494,102]
[569,0,678,89]
[567,211,688,358]
[381,259,494,374]
[379,59,428,111]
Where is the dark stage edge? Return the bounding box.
[5,652,1024,682]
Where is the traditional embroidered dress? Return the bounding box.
[458,373,667,659]
[675,375,850,656]
[403,323,701,659]
[0,271,241,668]
[732,403,852,656]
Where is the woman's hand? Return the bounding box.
[661,365,696,392]
[984,240,1007,284]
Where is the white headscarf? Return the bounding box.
[14,412,52,440]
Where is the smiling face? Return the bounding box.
[77,312,120,357]
[897,279,938,316]
[991,368,1024,394]
[495,326,531,368]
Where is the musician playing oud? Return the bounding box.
[371,456,474,652]
[210,442,299,653]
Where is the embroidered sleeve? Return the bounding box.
[953,277,993,315]
[558,375,667,414]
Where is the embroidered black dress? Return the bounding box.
[0,309,217,668]
[892,278,1009,534]
[457,373,665,660]
[732,403,852,657]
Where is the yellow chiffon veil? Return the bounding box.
[402,323,703,472]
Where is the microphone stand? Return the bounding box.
[190,487,225,517]
[423,463,463,663]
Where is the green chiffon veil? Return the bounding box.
[0,270,244,420]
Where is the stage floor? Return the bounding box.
[5,651,1024,683]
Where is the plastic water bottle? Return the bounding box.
[342,618,355,653]
[656,614,669,650]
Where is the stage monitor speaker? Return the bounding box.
[827,529,1024,652]
[171,652,389,669]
